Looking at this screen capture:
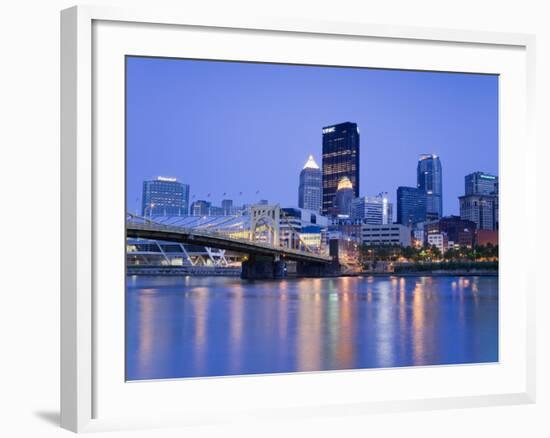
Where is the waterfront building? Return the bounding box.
[417,154,443,220]
[190,200,211,216]
[360,224,412,247]
[425,215,476,247]
[459,194,497,230]
[322,122,360,215]
[298,155,322,212]
[427,232,448,253]
[396,186,427,226]
[333,177,355,217]
[351,192,392,224]
[465,172,498,195]
[141,176,190,216]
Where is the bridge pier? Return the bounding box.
[241,256,287,280]
[241,256,340,280]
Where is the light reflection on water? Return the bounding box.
[126,275,498,380]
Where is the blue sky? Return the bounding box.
[126,56,498,216]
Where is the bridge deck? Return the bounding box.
[127,222,332,264]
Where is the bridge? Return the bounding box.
[127,212,337,279]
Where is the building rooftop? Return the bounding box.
[303,154,320,170]
[337,176,353,191]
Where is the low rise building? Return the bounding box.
[361,224,411,247]
[427,232,448,253]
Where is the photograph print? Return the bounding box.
[125,56,499,381]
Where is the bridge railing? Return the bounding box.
[126,219,332,262]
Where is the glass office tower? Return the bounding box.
[465,171,498,195]
[397,186,427,226]
[417,154,442,220]
[141,176,190,217]
[298,155,322,212]
[322,122,360,215]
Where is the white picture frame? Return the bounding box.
[60,4,536,433]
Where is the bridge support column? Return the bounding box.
[241,255,287,280]
[295,261,341,277]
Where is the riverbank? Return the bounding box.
[359,270,498,277]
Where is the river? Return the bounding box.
[126,275,498,380]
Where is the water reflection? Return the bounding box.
[126,275,498,380]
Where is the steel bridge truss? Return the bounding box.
[126,238,243,268]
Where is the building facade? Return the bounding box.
[280,207,328,249]
[321,122,360,215]
[396,186,427,226]
[190,200,211,216]
[141,177,190,217]
[417,154,443,220]
[459,194,498,231]
[333,176,355,217]
[425,215,476,247]
[361,224,412,247]
[298,155,322,212]
[351,192,392,224]
[221,199,234,215]
[465,172,498,195]
[427,232,448,253]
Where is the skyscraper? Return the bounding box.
[141,177,190,217]
[459,195,497,230]
[298,154,322,212]
[351,192,393,224]
[465,172,498,195]
[334,177,355,217]
[322,122,360,215]
[460,171,499,231]
[397,186,427,226]
[417,154,442,220]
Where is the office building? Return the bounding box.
[190,200,211,216]
[427,232,448,253]
[221,199,234,215]
[322,122,360,215]
[333,177,355,217]
[361,224,412,247]
[425,215,476,247]
[141,176,190,217]
[465,172,498,195]
[280,207,328,249]
[417,154,443,220]
[397,186,427,226]
[351,192,392,224]
[298,155,322,212]
[462,171,499,230]
[459,194,498,231]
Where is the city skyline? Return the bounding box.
[126,56,498,216]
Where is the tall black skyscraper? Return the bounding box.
[417,154,442,220]
[321,122,360,215]
[397,186,427,226]
[141,177,190,216]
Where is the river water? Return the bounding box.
[126,275,498,380]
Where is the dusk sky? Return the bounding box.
[126,56,498,217]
